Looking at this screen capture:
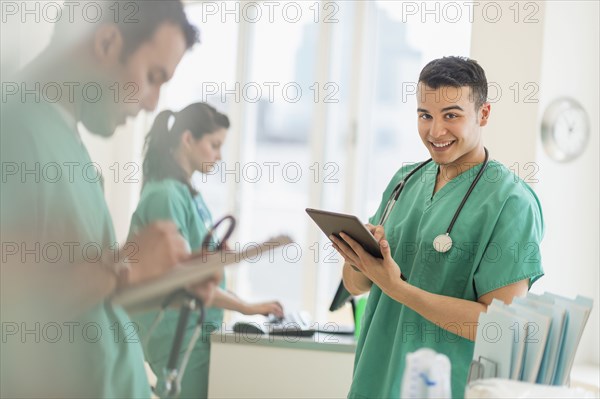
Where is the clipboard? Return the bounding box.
[111,235,293,311]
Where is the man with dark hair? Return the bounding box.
[17,0,199,137]
[1,1,218,397]
[418,56,488,109]
[51,0,199,61]
[332,56,544,398]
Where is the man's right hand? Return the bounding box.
[123,221,190,287]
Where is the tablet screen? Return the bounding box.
[306,208,383,259]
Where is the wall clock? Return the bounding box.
[541,98,590,162]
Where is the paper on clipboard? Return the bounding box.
[111,235,293,310]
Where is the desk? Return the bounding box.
[208,332,356,398]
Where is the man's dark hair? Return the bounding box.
[418,56,488,109]
[51,0,198,60]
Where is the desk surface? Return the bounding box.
[209,332,355,398]
[211,331,357,353]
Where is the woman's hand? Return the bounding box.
[330,225,405,292]
[242,301,284,318]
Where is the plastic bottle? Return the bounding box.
[401,348,452,398]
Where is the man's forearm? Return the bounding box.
[381,277,530,341]
[387,282,486,341]
[71,262,119,309]
[2,260,118,323]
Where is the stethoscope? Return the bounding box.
[145,215,236,398]
[379,148,489,254]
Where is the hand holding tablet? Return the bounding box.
[306,208,407,281]
[306,208,383,259]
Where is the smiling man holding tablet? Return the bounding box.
[329,56,545,398]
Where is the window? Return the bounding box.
[362,1,472,217]
[233,3,321,313]
[155,1,472,323]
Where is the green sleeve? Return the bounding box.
[474,191,545,297]
[130,185,192,244]
[0,115,51,247]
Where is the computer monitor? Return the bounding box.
[328,280,357,334]
[329,280,353,312]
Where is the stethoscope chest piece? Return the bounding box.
[433,233,453,253]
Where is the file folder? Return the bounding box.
[472,293,592,387]
[487,300,527,379]
[508,303,551,382]
[514,295,566,385]
[473,306,526,379]
[542,293,593,386]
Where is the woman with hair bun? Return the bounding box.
[129,103,284,398]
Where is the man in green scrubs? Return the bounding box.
[331,57,544,398]
[0,2,215,397]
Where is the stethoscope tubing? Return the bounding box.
[379,159,432,226]
[379,148,489,242]
[445,148,489,235]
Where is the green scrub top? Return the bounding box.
[348,160,544,399]
[129,178,225,399]
[0,100,151,398]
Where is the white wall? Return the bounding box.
[471,0,600,366]
[471,1,545,170]
[535,0,599,367]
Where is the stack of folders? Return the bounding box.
[472,293,593,386]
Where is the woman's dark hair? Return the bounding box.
[418,56,488,109]
[142,103,230,194]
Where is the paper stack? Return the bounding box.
[471,293,593,386]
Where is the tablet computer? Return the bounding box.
[305,208,383,259]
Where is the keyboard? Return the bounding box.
[232,311,315,337]
[267,311,315,337]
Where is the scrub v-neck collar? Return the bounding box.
[424,162,485,208]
